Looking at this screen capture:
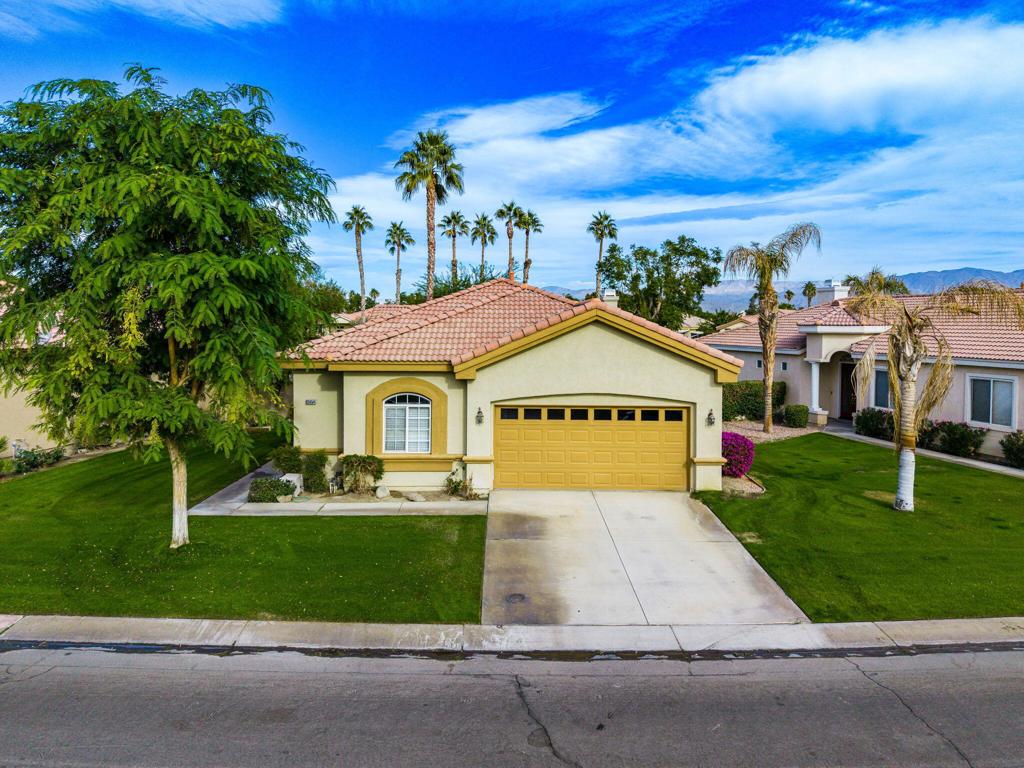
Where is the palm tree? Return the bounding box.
[394,130,464,301]
[784,289,795,305]
[384,222,415,304]
[844,267,910,296]
[470,213,497,282]
[725,222,822,433]
[802,281,817,307]
[439,210,470,284]
[850,282,1024,511]
[341,205,374,322]
[495,201,524,280]
[517,210,543,284]
[587,211,617,297]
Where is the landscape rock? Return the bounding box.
[374,484,390,499]
[403,491,427,502]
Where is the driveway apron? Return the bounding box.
[481,489,807,626]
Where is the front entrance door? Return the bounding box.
[839,362,857,419]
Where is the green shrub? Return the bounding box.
[0,458,13,476]
[925,421,987,458]
[13,446,64,474]
[0,436,7,455]
[301,450,330,494]
[339,454,384,493]
[1000,431,1024,468]
[722,380,786,421]
[247,477,296,503]
[782,404,809,428]
[854,408,894,440]
[268,445,303,473]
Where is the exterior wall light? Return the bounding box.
[706,409,716,426]
[475,407,484,425]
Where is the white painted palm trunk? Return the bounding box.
[167,440,189,548]
[894,448,915,511]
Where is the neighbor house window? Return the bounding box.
[968,376,1015,428]
[756,359,763,369]
[873,369,892,409]
[383,393,431,453]
[781,361,788,371]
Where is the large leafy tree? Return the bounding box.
[845,267,909,296]
[850,282,1024,510]
[725,223,821,433]
[517,210,543,284]
[0,68,334,548]
[394,130,463,301]
[587,211,617,297]
[439,210,469,283]
[342,205,373,321]
[470,213,497,282]
[599,236,722,329]
[495,200,524,281]
[384,221,414,304]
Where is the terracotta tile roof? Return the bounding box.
[333,304,415,325]
[295,278,742,368]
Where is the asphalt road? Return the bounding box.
[1,645,1022,767]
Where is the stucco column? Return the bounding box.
[809,361,821,412]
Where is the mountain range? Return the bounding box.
[544,268,1024,313]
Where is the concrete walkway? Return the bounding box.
[825,423,1024,478]
[188,462,486,516]
[1,613,1022,653]
[481,490,807,626]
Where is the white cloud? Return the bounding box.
[322,17,1024,294]
[0,0,282,38]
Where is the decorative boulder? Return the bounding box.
[375,484,390,499]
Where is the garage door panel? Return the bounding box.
[494,406,690,490]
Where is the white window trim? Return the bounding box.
[964,374,1018,432]
[870,366,894,411]
[382,394,432,453]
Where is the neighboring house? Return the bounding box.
[677,315,705,337]
[701,294,1024,457]
[287,279,742,493]
[0,389,57,458]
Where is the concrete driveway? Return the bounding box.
[482,490,807,626]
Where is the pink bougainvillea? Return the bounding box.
[722,431,755,477]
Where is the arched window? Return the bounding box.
[383,393,432,453]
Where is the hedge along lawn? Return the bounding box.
[0,432,485,624]
[696,432,1024,622]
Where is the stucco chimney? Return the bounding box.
[602,288,620,308]
[817,278,850,304]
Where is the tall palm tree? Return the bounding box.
[725,222,822,434]
[470,213,497,282]
[384,221,415,304]
[784,289,795,305]
[850,282,1024,511]
[439,210,469,284]
[394,130,464,301]
[341,205,373,322]
[802,281,817,307]
[517,210,543,284]
[495,201,524,280]
[844,267,910,296]
[587,211,617,297]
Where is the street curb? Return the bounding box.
[1,614,1022,654]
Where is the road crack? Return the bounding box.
[846,658,976,768]
[513,675,583,768]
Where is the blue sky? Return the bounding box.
[2,0,1022,294]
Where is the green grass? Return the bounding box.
[698,433,1024,622]
[0,433,485,623]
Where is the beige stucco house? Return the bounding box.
[0,389,57,458]
[286,279,742,493]
[701,292,1024,458]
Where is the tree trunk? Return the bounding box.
[506,223,515,280]
[426,182,436,300]
[894,376,918,511]
[523,231,532,284]
[395,246,402,304]
[167,439,189,549]
[758,288,778,434]
[480,241,486,282]
[595,238,604,297]
[356,228,366,321]
[451,235,458,284]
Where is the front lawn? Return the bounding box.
[698,433,1024,622]
[0,434,485,623]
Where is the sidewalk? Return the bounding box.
[2,613,1021,653]
[824,423,1024,479]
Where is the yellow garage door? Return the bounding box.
[493,406,690,490]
